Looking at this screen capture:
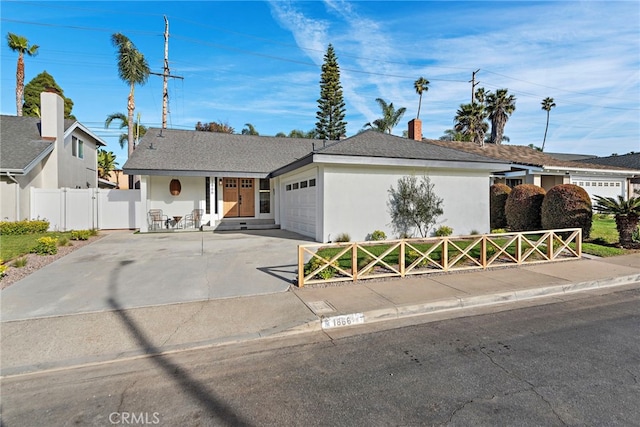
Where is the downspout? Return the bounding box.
[5,172,20,220]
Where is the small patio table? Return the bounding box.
[172,216,183,229]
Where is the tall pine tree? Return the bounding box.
[315,44,346,140]
[23,71,75,119]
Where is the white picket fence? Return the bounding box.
[30,188,141,231]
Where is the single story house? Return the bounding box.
[428,139,638,202]
[0,91,106,221]
[123,123,511,242]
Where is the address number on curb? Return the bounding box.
[322,313,365,329]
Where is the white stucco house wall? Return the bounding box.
[0,91,106,221]
[124,125,510,242]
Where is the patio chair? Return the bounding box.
[148,209,168,231]
[182,209,204,229]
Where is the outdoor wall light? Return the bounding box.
[169,178,181,196]
[219,178,223,185]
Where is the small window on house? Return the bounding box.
[286,184,291,191]
[300,180,308,188]
[259,178,270,214]
[598,182,603,186]
[309,179,316,187]
[292,183,299,190]
[585,182,590,186]
[72,136,78,157]
[615,182,621,187]
[604,182,609,187]
[78,140,84,159]
[578,182,584,186]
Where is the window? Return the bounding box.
[615,182,621,187]
[72,136,84,159]
[309,179,316,187]
[604,182,609,187]
[259,178,270,214]
[293,183,299,190]
[286,184,291,191]
[597,182,603,186]
[506,179,522,188]
[585,182,590,186]
[300,180,308,188]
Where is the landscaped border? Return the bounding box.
[297,228,582,287]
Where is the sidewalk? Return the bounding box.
[1,254,639,377]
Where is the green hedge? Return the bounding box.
[541,184,592,238]
[490,183,511,229]
[0,220,50,235]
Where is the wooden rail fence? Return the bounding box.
[297,228,582,287]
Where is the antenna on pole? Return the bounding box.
[470,69,480,104]
[150,16,184,129]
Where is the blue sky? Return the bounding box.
[2,1,639,166]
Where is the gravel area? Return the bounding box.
[0,233,106,290]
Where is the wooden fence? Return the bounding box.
[297,228,582,287]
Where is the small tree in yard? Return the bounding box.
[593,195,640,248]
[388,176,444,238]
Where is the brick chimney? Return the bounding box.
[408,118,422,141]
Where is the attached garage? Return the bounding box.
[571,176,626,201]
[281,169,318,238]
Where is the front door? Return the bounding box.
[223,178,254,218]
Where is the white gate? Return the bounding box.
[31,188,140,231]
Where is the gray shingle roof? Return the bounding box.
[123,128,317,175]
[577,153,640,170]
[318,131,506,163]
[0,115,54,172]
[124,129,506,176]
[429,139,635,172]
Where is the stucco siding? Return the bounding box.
[147,176,206,220]
[321,165,491,242]
[59,129,99,189]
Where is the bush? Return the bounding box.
[407,250,429,267]
[304,256,338,280]
[334,233,350,243]
[469,229,480,235]
[0,219,49,235]
[31,236,58,255]
[491,228,508,234]
[490,184,512,229]
[434,225,453,237]
[368,230,387,241]
[505,184,546,231]
[70,230,91,241]
[0,259,7,278]
[58,236,70,247]
[388,175,444,238]
[541,184,592,238]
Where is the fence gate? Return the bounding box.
[30,188,140,231]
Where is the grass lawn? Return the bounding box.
[0,232,75,261]
[583,215,629,256]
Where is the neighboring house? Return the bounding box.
[123,125,511,242]
[0,91,106,221]
[428,140,638,202]
[577,152,640,197]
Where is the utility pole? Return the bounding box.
[150,16,183,129]
[470,69,480,104]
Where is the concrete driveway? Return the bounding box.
[1,229,314,321]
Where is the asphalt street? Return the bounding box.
[2,286,638,426]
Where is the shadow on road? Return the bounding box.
[108,260,252,426]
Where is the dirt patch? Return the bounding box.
[1,233,106,290]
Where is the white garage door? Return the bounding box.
[282,173,317,238]
[571,177,625,201]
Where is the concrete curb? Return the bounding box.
[310,274,640,331]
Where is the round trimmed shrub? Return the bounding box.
[505,184,546,231]
[490,183,512,229]
[541,184,592,238]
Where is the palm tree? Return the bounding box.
[7,33,39,116]
[365,98,407,134]
[454,102,488,145]
[541,97,556,152]
[439,129,469,142]
[111,33,150,159]
[593,195,640,248]
[241,123,259,135]
[97,150,119,180]
[485,89,516,144]
[414,77,430,119]
[105,112,147,149]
